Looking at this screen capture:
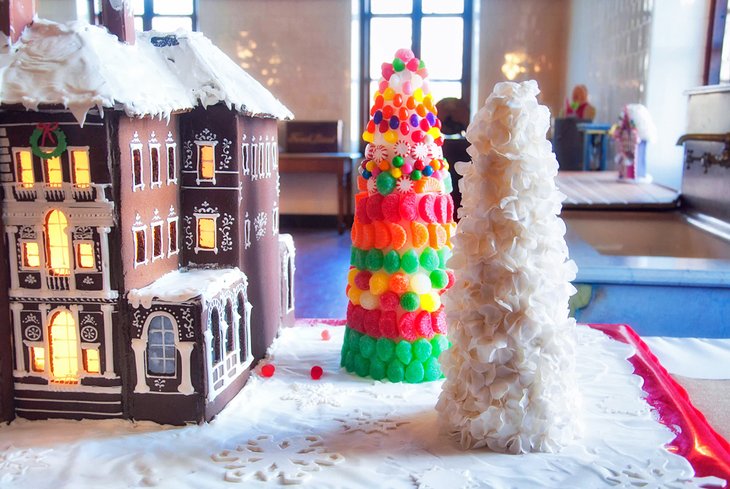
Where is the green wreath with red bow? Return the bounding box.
[30,122,67,159]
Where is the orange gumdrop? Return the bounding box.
[411,222,429,248]
[357,176,368,191]
[351,222,362,248]
[388,272,410,294]
[360,223,375,250]
[373,221,391,249]
[389,223,407,250]
[428,223,447,249]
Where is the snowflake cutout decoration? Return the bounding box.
[412,142,429,161]
[254,212,268,241]
[599,459,727,488]
[281,383,347,409]
[212,435,344,485]
[0,446,51,483]
[395,177,414,194]
[394,140,411,157]
[367,177,378,195]
[370,145,388,163]
[23,275,37,285]
[335,410,409,434]
[413,467,478,489]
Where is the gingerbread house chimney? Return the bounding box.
[0,0,35,44]
[101,0,135,45]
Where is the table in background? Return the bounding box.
[279,152,361,234]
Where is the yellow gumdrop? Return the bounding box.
[443,160,449,170]
[369,271,390,296]
[383,87,395,100]
[420,291,441,312]
[390,168,402,179]
[373,91,381,100]
[366,160,376,172]
[384,130,398,144]
[348,286,362,305]
[347,268,358,286]
[410,273,432,295]
[360,291,379,310]
[363,131,374,143]
[424,94,434,111]
[413,88,424,102]
[428,126,441,139]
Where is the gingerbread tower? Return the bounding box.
[340,49,455,383]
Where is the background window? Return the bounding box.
[362,0,472,135]
[15,149,34,188]
[71,150,91,188]
[146,315,176,376]
[89,0,197,31]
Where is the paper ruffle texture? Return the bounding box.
[436,80,581,454]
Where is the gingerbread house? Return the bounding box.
[0,2,293,424]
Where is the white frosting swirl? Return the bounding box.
[436,80,581,454]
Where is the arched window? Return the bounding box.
[225,301,234,354]
[146,314,176,376]
[45,210,71,276]
[237,293,247,363]
[210,308,221,364]
[48,309,78,382]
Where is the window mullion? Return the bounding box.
[413,0,422,58]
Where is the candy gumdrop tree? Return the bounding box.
[436,81,580,453]
[340,49,456,383]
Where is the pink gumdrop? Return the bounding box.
[402,81,413,95]
[379,79,389,93]
[415,311,434,338]
[380,291,400,311]
[399,193,418,221]
[311,366,324,380]
[398,312,418,341]
[401,164,413,174]
[261,363,275,378]
[431,307,448,334]
[354,270,372,290]
[372,167,381,177]
[381,62,395,80]
[418,194,438,223]
[406,58,419,72]
[395,48,415,62]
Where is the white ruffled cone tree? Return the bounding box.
[436,80,580,454]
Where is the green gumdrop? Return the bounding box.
[369,358,386,380]
[376,337,395,363]
[437,248,451,268]
[430,334,449,356]
[386,360,405,382]
[384,250,401,274]
[400,292,420,312]
[359,335,376,359]
[410,169,422,181]
[393,57,406,72]
[412,338,433,362]
[354,354,370,377]
[423,357,442,381]
[349,330,362,352]
[353,248,366,270]
[418,59,426,69]
[392,155,404,168]
[344,351,355,372]
[365,249,384,271]
[405,360,425,383]
[395,340,413,365]
[401,250,419,274]
[443,172,453,193]
[350,247,358,266]
[377,172,396,196]
[419,248,439,271]
[430,269,449,289]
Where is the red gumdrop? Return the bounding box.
[414,160,425,171]
[351,305,365,332]
[406,57,419,71]
[432,307,448,334]
[373,95,385,110]
[411,130,424,143]
[261,363,275,377]
[434,195,448,224]
[435,118,442,129]
[400,122,411,136]
[379,311,399,338]
[379,120,389,133]
[364,309,382,336]
[311,366,324,380]
[434,136,444,146]
[354,270,372,290]
[382,193,401,223]
[398,107,409,121]
[383,105,394,119]
[357,197,371,224]
[366,193,385,221]
[416,311,434,338]
[399,193,418,221]
[446,194,454,222]
[446,270,455,289]
[393,94,403,107]
[418,194,438,223]
[380,291,400,310]
[367,120,376,133]
[419,118,431,132]
[347,301,355,322]
[321,329,331,341]
[381,62,395,79]
[398,312,418,341]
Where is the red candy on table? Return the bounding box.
[260,363,275,378]
[310,366,324,380]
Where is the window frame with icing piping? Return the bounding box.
[13,147,35,188]
[360,0,473,143]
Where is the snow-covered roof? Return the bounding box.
[0,19,293,124]
[128,268,248,309]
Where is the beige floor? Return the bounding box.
[674,376,730,441]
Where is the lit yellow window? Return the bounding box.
[76,242,95,269]
[83,348,100,374]
[49,310,78,383]
[31,347,45,372]
[72,150,90,188]
[45,156,63,187]
[22,242,40,268]
[15,150,34,188]
[198,217,216,249]
[45,210,71,276]
[199,145,215,179]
